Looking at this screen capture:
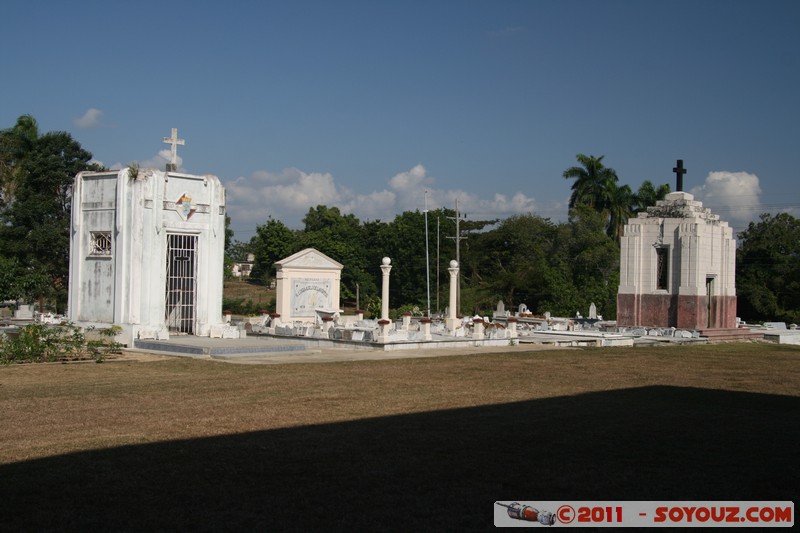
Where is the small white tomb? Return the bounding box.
[274,248,343,324]
[67,166,229,345]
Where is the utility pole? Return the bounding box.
[424,190,431,317]
[436,215,440,315]
[446,198,467,315]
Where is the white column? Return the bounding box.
[380,257,392,322]
[446,260,460,332]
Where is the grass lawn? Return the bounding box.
[1,342,798,530]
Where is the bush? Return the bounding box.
[0,323,121,364]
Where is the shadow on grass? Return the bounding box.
[1,386,797,530]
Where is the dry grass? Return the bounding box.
[1,342,798,530]
[223,280,275,307]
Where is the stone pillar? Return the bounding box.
[402,312,412,330]
[472,317,485,340]
[269,313,281,334]
[446,260,460,332]
[377,319,392,343]
[507,317,518,339]
[420,318,432,341]
[380,257,392,323]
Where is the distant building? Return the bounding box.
[232,254,255,278]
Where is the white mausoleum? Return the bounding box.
[68,166,229,345]
[617,191,736,330]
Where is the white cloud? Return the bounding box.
[104,149,185,173]
[73,108,103,129]
[223,164,539,239]
[689,171,762,230]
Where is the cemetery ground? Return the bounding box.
[1,343,798,530]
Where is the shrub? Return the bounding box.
[0,323,121,364]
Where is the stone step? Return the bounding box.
[698,328,764,341]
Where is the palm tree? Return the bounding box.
[562,154,619,210]
[0,115,39,205]
[606,181,634,242]
[632,180,671,214]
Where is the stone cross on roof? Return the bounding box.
[163,128,185,171]
[672,159,687,192]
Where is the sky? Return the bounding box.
[2,0,799,241]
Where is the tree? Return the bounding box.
[562,154,618,210]
[300,206,376,305]
[605,181,634,243]
[248,217,297,283]
[470,213,557,312]
[633,180,671,214]
[736,213,800,323]
[0,122,102,310]
[0,114,40,206]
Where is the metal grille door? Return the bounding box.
[165,234,198,334]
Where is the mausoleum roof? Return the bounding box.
[275,248,344,270]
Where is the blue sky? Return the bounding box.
[2,0,798,241]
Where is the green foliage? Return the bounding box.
[0,116,102,311]
[301,205,377,303]
[249,217,298,282]
[0,323,121,364]
[562,154,669,242]
[563,154,619,210]
[222,297,272,316]
[365,296,381,319]
[737,213,800,323]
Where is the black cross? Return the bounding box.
[672,159,687,191]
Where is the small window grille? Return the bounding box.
[89,231,112,257]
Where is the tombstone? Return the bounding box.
[618,162,736,329]
[495,300,506,318]
[14,304,34,319]
[518,303,528,315]
[589,302,597,319]
[274,248,343,324]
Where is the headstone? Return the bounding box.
[495,300,505,316]
[589,302,597,319]
[14,304,34,319]
[518,303,528,314]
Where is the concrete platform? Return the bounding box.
[132,337,312,358]
[124,335,568,364]
[760,329,800,345]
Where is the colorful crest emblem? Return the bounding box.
[176,193,196,221]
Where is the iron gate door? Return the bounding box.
[165,234,198,334]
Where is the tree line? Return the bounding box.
[2,115,797,323]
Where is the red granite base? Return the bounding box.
[618,293,736,329]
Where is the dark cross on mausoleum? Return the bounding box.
[672,159,687,192]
